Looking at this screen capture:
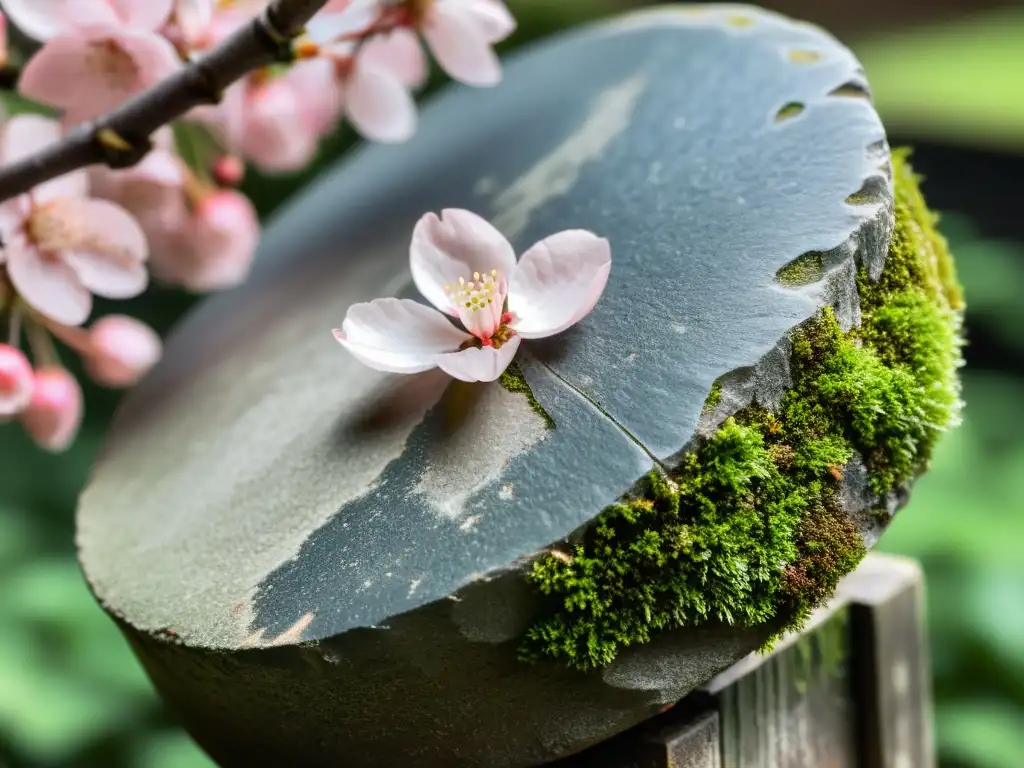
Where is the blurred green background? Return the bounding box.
[2,1,1022,766]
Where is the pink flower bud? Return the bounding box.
[0,343,34,417]
[0,12,9,68]
[20,367,83,452]
[213,155,245,186]
[86,315,163,388]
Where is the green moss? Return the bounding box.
[775,102,806,122]
[519,150,963,671]
[776,251,825,287]
[499,361,555,429]
[703,382,723,412]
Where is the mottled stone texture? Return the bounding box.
[77,5,904,766]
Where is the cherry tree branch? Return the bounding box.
[0,0,330,203]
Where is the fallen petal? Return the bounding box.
[435,334,520,382]
[334,297,471,374]
[508,230,611,339]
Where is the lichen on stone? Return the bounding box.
[499,361,555,429]
[519,150,963,671]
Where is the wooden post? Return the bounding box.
[551,553,933,767]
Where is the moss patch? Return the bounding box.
[519,150,963,671]
[499,361,555,429]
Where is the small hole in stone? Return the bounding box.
[776,251,825,287]
[845,175,887,206]
[726,15,755,28]
[829,81,871,99]
[787,49,822,64]
[775,102,805,122]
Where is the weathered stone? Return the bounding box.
[77,5,905,766]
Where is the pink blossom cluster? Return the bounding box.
[0,0,515,450]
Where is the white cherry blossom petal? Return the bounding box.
[172,0,215,43]
[108,0,174,31]
[64,252,149,298]
[40,198,149,299]
[507,230,611,339]
[344,60,417,144]
[435,334,520,382]
[334,297,471,373]
[1,0,99,40]
[6,242,93,326]
[359,28,428,89]
[304,1,379,44]
[423,2,502,86]
[0,115,88,202]
[458,0,516,43]
[410,209,516,314]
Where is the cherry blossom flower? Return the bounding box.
[147,189,260,292]
[218,59,344,171]
[0,344,34,417]
[333,31,425,143]
[20,366,82,452]
[0,115,150,326]
[334,209,611,382]
[14,0,180,124]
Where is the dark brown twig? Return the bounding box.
[0,0,331,202]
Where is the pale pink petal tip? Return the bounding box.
[435,334,521,382]
[409,208,516,315]
[424,2,503,87]
[0,344,35,417]
[20,367,83,452]
[345,61,417,144]
[335,297,471,374]
[507,230,611,339]
[86,315,163,388]
[2,0,68,41]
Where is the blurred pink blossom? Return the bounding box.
[0,11,9,68]
[417,0,516,86]
[85,315,163,387]
[3,0,174,40]
[0,344,34,417]
[149,189,260,292]
[19,27,181,125]
[88,126,186,236]
[218,59,343,172]
[0,115,150,326]
[20,366,83,452]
